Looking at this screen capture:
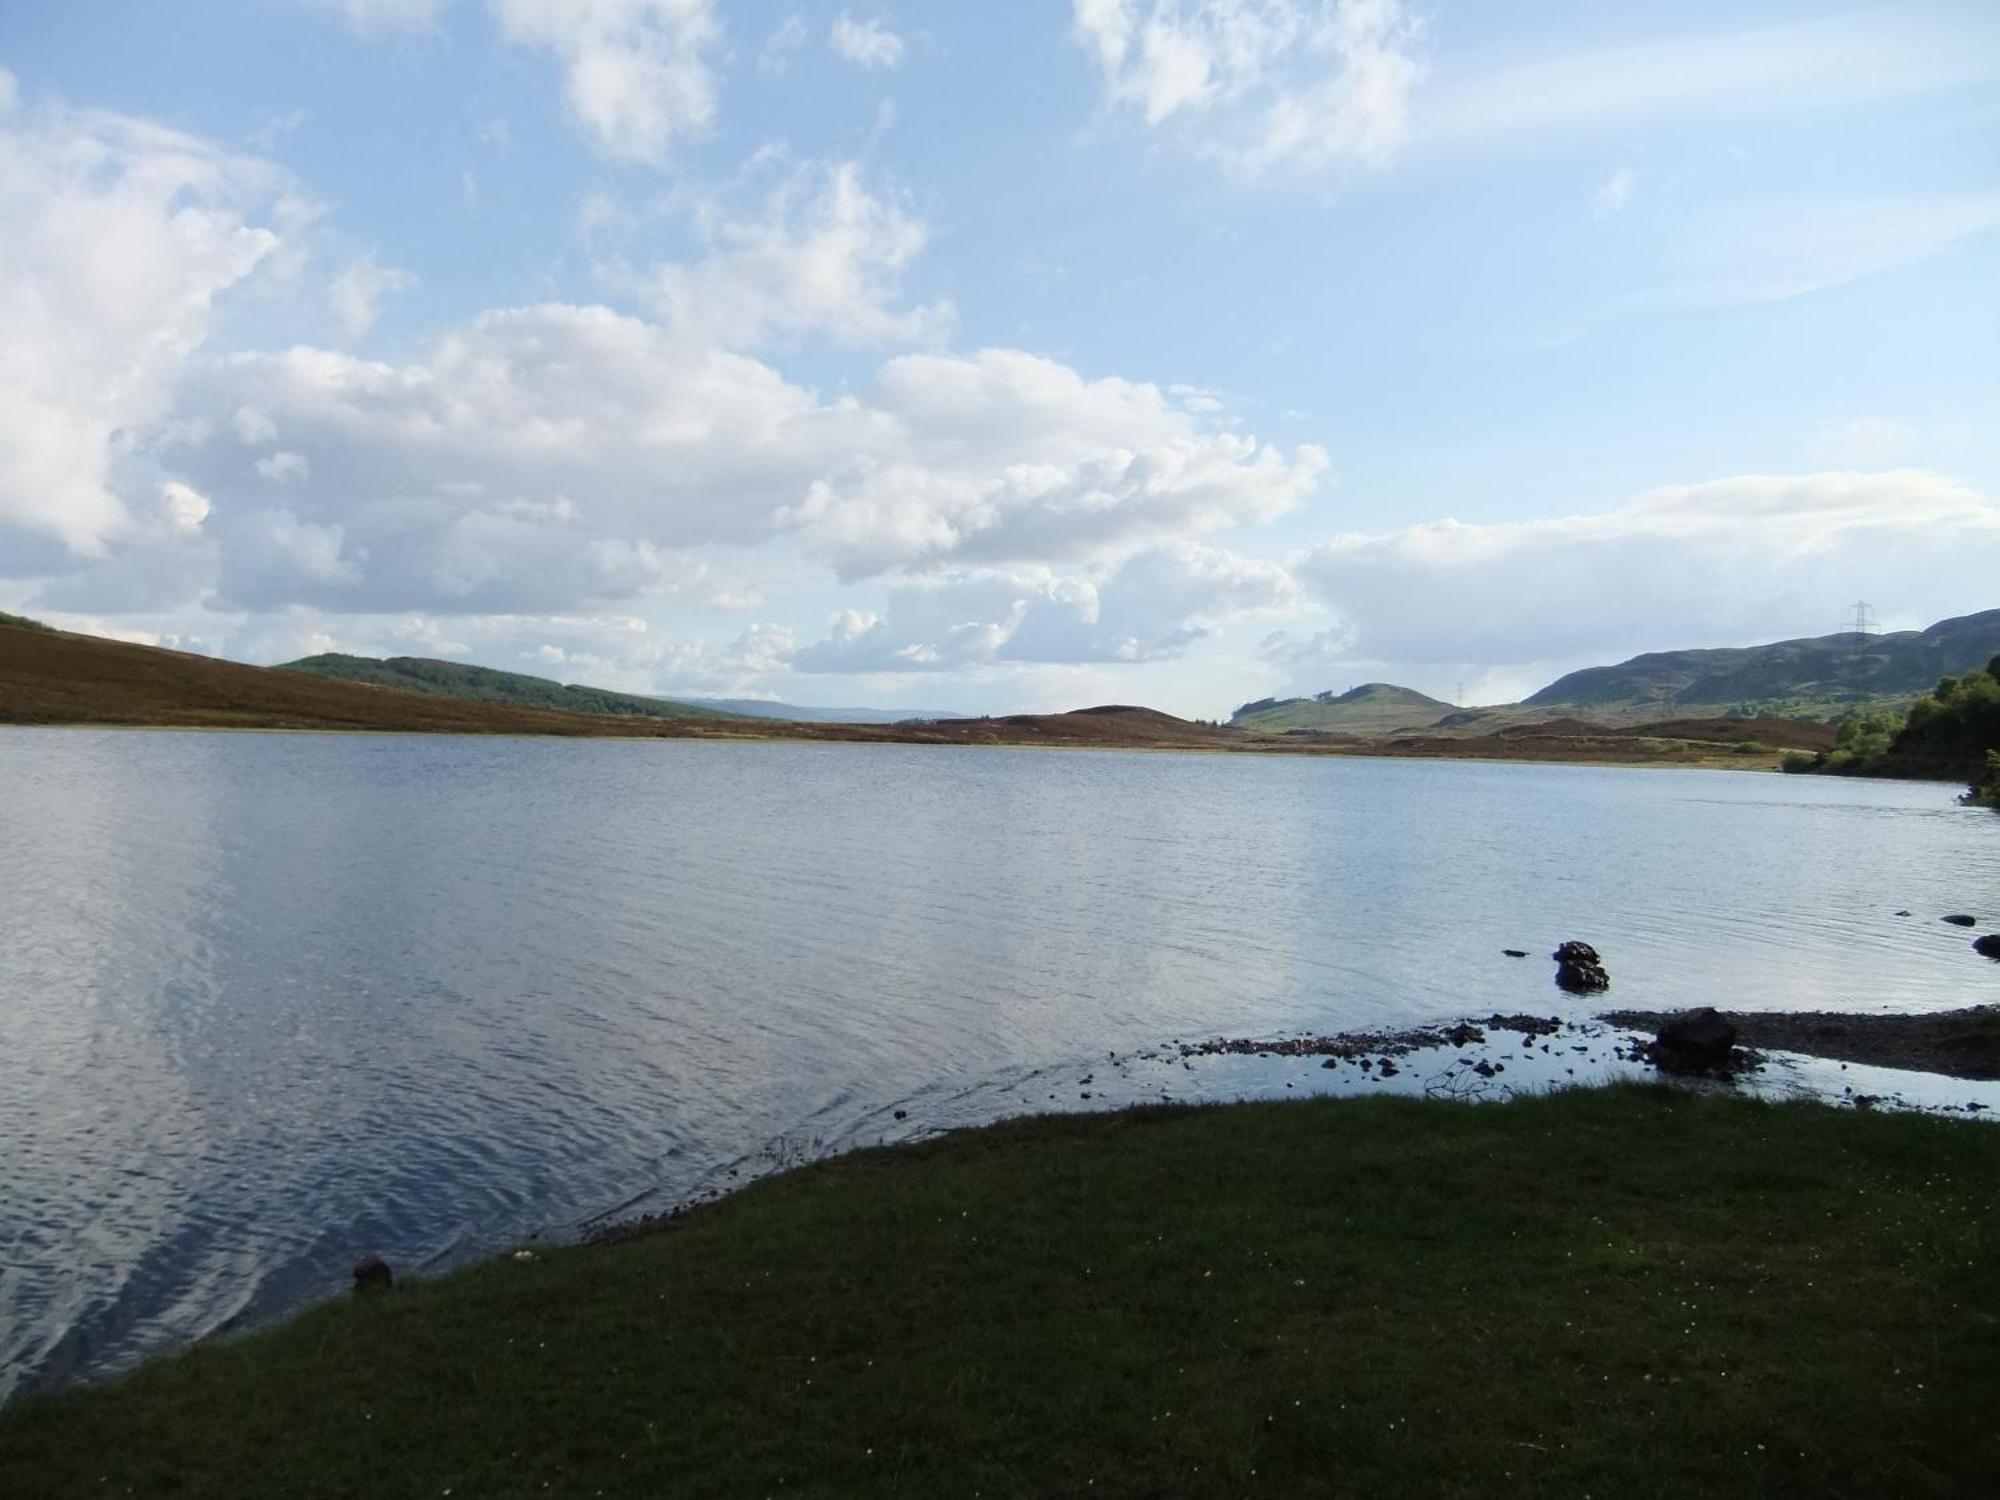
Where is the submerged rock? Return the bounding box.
[1552,940,1610,993]
[351,1256,394,1293]
[1647,1007,1738,1075]
[1502,948,1529,958]
[1944,914,1978,927]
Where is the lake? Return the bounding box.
[2,727,1995,1398]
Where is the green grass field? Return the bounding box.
[3,1085,1996,1498]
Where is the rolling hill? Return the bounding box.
[1526,609,2000,713]
[668,697,964,724]
[1231,682,1455,734]
[280,654,957,726]
[1234,609,2000,736]
[279,654,740,722]
[1,624,717,737]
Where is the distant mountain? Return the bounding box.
[279,654,740,722]
[1232,682,1454,734]
[674,698,965,725]
[279,654,959,726]
[1526,609,2000,712]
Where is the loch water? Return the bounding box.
[3,727,1996,1397]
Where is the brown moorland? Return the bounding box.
[1,618,1832,767]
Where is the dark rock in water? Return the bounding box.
[1502,949,1528,958]
[1894,910,1911,917]
[351,1256,394,1293]
[1975,934,2000,961]
[1472,1060,1496,1078]
[1377,1058,1399,1078]
[1552,941,1610,993]
[893,1109,908,1120]
[1648,1007,1738,1074]
[1943,914,1978,927]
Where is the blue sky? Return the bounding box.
[2,1,1996,714]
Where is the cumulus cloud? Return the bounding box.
[1293,470,2000,674]
[829,12,905,70]
[150,311,1321,614]
[0,99,285,556]
[328,253,417,339]
[636,161,950,348]
[794,544,1301,673]
[288,0,448,32]
[1591,166,1634,220]
[492,0,721,164]
[3,88,1320,695]
[1070,0,1423,177]
[758,13,810,75]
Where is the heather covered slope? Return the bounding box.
[280,653,740,721]
[1527,608,2000,712]
[0,621,708,737]
[1231,682,1454,733]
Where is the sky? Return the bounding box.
[1,1,1996,717]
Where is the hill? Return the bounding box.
[672,697,964,725]
[1527,608,2000,714]
[1231,682,1454,733]
[279,654,739,722]
[0,624,728,738]
[281,655,956,726]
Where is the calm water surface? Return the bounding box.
[2,728,1996,1396]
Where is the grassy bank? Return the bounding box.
[4,1087,1996,1498]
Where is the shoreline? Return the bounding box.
[0,715,1829,774]
[5,1082,1996,1496]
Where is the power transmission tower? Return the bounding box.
[1842,599,1876,709]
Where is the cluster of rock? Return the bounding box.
[1552,941,1610,993]
[1641,1007,1740,1075]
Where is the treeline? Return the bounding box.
[1786,654,2000,806]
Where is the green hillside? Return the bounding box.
[1527,609,2000,713]
[1232,682,1454,734]
[278,654,744,722]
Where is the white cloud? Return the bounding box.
[232,406,280,445]
[492,0,722,164]
[782,349,1327,578]
[1293,470,2000,675]
[1418,9,2000,153]
[158,481,212,535]
[635,161,950,349]
[1591,166,1634,220]
[289,0,448,32]
[328,253,417,339]
[829,12,905,71]
[793,544,1301,673]
[758,13,810,75]
[256,450,312,483]
[1679,194,2000,307]
[1070,0,1423,177]
[0,101,284,556]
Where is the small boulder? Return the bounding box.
[1974,934,2000,961]
[351,1256,394,1293]
[1944,914,1978,927]
[1648,1007,1737,1074]
[1502,948,1528,958]
[1552,940,1610,993]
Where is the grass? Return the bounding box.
[3,1086,1996,1498]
